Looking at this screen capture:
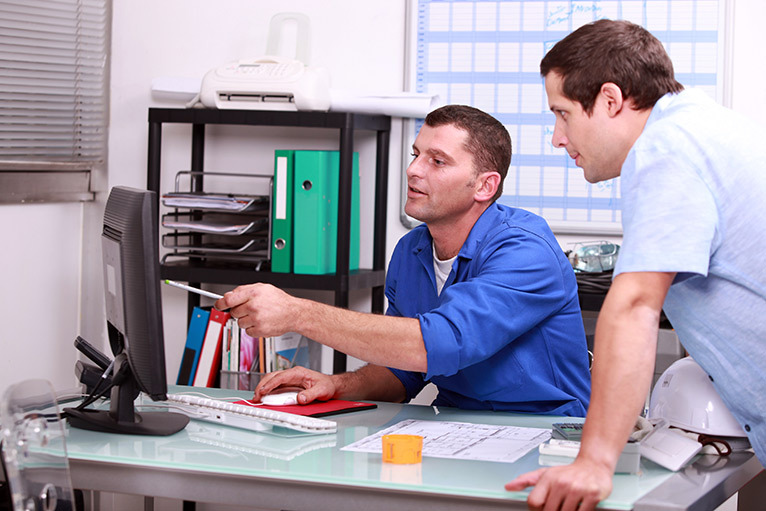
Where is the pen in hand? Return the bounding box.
[163,279,224,300]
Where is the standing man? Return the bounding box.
[506,19,766,510]
[217,105,591,416]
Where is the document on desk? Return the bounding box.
[342,419,551,463]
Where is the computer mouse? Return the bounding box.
[261,391,300,406]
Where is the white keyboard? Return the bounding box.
[166,393,336,435]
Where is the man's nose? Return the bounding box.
[551,123,567,148]
[406,157,422,178]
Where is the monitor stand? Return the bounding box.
[65,407,189,436]
[65,365,188,436]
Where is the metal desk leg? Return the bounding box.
[738,468,766,510]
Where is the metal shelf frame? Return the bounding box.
[147,108,392,373]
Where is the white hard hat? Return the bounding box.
[648,357,747,438]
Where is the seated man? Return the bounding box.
[216,105,591,416]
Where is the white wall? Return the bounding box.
[728,0,766,116]
[0,203,82,394]
[2,0,765,399]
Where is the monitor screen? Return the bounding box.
[65,186,188,435]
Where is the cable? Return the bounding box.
[165,390,262,404]
[71,358,117,412]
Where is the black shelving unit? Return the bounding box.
[147,108,392,373]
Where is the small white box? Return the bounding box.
[640,426,702,471]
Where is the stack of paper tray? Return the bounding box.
[162,212,268,236]
[162,232,268,253]
[161,173,272,267]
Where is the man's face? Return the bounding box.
[545,71,623,183]
[404,123,480,226]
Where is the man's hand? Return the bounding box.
[254,366,337,405]
[215,283,298,338]
[505,455,613,510]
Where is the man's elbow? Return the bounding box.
[412,348,428,373]
[605,272,674,320]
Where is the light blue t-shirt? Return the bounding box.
[616,89,766,462]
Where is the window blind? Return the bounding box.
[0,0,110,202]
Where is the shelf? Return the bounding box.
[148,108,391,131]
[160,261,386,292]
[147,107,392,374]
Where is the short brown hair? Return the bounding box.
[540,19,683,113]
[424,105,511,201]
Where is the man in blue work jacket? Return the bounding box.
[217,104,591,416]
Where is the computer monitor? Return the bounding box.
[65,186,189,435]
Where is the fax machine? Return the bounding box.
[199,55,331,112]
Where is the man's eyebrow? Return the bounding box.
[425,147,455,164]
[411,141,456,164]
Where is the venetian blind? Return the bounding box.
[0,0,110,201]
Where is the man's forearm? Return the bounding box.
[331,364,408,402]
[290,297,428,372]
[578,306,658,470]
[576,272,672,471]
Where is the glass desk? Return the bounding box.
[58,387,763,511]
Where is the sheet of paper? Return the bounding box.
[162,193,261,211]
[161,219,256,234]
[329,90,442,118]
[342,419,551,463]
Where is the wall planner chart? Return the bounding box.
[404,0,727,233]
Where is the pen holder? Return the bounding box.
[220,371,266,391]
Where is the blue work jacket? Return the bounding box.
[387,203,590,416]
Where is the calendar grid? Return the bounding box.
[409,0,723,232]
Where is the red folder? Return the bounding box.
[192,308,231,387]
[234,399,377,418]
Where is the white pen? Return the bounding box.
[163,279,223,300]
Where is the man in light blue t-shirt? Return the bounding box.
[506,19,766,511]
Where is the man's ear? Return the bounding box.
[475,172,501,202]
[600,82,625,117]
